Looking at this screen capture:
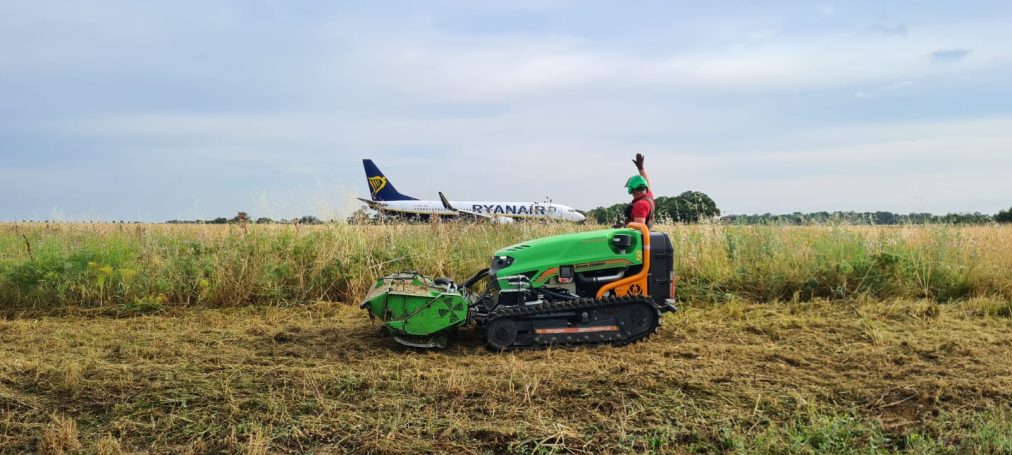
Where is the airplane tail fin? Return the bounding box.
[362,159,417,201]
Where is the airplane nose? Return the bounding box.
[574,212,586,222]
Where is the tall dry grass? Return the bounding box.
[1,222,1010,312]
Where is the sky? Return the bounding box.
[1,0,1010,221]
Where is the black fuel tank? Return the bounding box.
[648,232,675,302]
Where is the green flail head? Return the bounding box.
[361,274,469,337]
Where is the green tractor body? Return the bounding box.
[490,227,643,291]
[361,224,676,350]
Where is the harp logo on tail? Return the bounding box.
[368,176,387,196]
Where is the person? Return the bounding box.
[620,153,655,229]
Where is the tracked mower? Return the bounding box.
[360,223,676,350]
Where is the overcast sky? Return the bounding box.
[2,1,1010,221]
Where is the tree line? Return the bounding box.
[166,212,326,225]
[586,191,1012,225]
[724,211,997,225]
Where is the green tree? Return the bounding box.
[585,203,627,225]
[656,191,720,223]
[346,208,376,224]
[996,207,1012,223]
[232,211,250,224]
[586,191,721,225]
[873,211,896,225]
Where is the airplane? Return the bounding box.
[357,159,586,223]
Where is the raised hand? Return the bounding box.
[632,153,645,171]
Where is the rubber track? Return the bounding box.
[486,296,665,350]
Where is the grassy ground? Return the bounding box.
[2,223,1010,453]
[2,297,1011,454]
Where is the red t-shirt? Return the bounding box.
[630,190,654,220]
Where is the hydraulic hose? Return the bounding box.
[574,268,627,285]
[462,268,490,290]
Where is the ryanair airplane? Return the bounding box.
[358,159,586,223]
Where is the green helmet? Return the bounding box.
[625,175,648,194]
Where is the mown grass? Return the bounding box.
[1,222,1010,313]
[1,298,1010,453]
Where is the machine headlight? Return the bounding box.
[490,255,514,272]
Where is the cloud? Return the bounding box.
[879,80,913,91]
[308,16,1009,106]
[928,48,973,63]
[686,117,1012,214]
[2,2,1012,219]
[851,80,913,100]
[867,24,907,38]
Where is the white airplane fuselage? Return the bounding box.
[369,199,586,222]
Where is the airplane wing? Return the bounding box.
[438,192,491,220]
[438,192,512,222]
[357,198,387,210]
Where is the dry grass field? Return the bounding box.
[1,222,1010,312]
[1,222,1011,453]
